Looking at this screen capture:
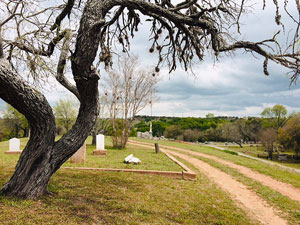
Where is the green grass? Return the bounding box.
[218,145,265,157]
[133,138,300,189]
[63,143,182,171]
[0,136,182,172]
[0,139,259,224]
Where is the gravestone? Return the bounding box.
[70,141,86,163]
[93,134,107,155]
[96,134,105,150]
[5,138,22,154]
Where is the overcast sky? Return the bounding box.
[1,0,299,118]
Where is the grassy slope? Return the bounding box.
[0,137,259,224]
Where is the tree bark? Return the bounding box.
[0,58,57,198]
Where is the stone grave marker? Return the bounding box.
[5,138,22,154]
[70,141,86,163]
[93,134,107,155]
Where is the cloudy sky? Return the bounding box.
[0,0,299,118]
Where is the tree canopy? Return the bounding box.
[261,104,288,128]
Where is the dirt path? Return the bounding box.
[128,141,290,225]
[163,150,287,225]
[129,140,300,202]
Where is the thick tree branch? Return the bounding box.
[51,0,75,31]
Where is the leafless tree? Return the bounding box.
[0,0,299,199]
[103,55,159,148]
[259,128,278,160]
[221,122,243,147]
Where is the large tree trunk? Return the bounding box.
[0,58,57,198]
[0,0,109,199]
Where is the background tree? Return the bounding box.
[278,113,300,157]
[53,99,78,133]
[259,128,278,160]
[0,0,299,199]
[206,113,215,119]
[164,125,183,140]
[0,118,10,141]
[261,104,288,129]
[3,104,29,138]
[183,129,202,142]
[152,120,168,137]
[244,118,263,143]
[103,55,159,148]
[221,122,243,147]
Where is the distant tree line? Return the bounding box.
[134,115,260,144]
[2,102,300,159]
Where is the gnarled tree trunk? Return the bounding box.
[0,0,108,199]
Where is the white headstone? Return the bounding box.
[96,134,105,150]
[9,138,20,151]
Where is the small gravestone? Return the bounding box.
[93,134,107,155]
[70,141,86,163]
[5,138,22,154]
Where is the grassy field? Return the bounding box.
[0,137,260,224]
[218,144,265,157]
[0,169,258,225]
[0,136,181,171]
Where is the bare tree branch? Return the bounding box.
[9,29,70,57]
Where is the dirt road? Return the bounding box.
[129,141,289,225]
